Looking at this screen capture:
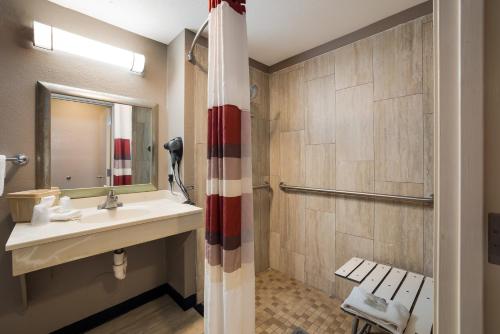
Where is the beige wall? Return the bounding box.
[189,44,271,303]
[484,0,500,332]
[0,0,168,332]
[269,15,434,299]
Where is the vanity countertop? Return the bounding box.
[5,190,202,251]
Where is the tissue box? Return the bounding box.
[6,188,61,222]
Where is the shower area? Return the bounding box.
[187,11,433,333]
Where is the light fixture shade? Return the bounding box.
[33,21,52,50]
[131,53,146,73]
[33,21,145,74]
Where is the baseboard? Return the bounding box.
[164,284,197,311]
[194,303,204,316]
[52,283,197,333]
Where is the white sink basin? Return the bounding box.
[81,206,150,224]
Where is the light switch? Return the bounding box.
[488,213,500,265]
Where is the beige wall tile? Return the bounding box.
[270,232,280,270]
[269,120,280,176]
[336,160,374,192]
[269,72,282,121]
[424,112,434,197]
[280,192,306,255]
[254,191,263,272]
[423,207,433,277]
[193,48,208,145]
[423,21,434,114]
[304,51,335,81]
[281,66,305,131]
[335,160,375,238]
[374,94,423,183]
[270,175,281,234]
[254,188,270,273]
[336,83,374,161]
[306,144,336,212]
[280,131,305,185]
[373,18,423,100]
[293,253,306,282]
[335,232,374,299]
[305,209,335,294]
[373,181,424,273]
[278,250,305,282]
[335,38,373,90]
[252,118,270,181]
[306,75,336,144]
[336,198,374,239]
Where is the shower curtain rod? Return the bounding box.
[187,17,209,64]
[279,182,434,206]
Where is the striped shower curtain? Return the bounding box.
[113,104,132,186]
[204,1,255,333]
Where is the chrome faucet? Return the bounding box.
[98,189,123,210]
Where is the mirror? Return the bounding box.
[36,82,158,197]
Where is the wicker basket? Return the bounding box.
[6,188,61,222]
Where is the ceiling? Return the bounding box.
[48,0,427,66]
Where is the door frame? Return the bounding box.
[434,0,484,333]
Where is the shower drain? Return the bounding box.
[291,328,308,334]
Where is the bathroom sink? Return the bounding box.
[81,206,150,224]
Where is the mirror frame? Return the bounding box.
[36,81,159,198]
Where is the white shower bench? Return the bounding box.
[335,258,433,334]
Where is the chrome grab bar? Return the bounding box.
[279,182,433,206]
[253,182,270,190]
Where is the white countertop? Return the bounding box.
[5,190,202,251]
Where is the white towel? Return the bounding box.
[0,155,5,196]
[341,287,410,334]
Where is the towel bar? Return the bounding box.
[5,154,29,166]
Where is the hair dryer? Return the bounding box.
[164,137,193,204]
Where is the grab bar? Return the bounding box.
[5,154,29,166]
[279,182,433,206]
[253,182,270,190]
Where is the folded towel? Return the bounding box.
[0,155,5,196]
[49,206,82,221]
[341,287,410,334]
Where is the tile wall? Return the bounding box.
[269,15,434,299]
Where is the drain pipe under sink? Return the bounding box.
[113,249,127,280]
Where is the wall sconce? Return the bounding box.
[33,21,145,74]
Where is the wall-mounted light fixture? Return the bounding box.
[33,21,145,74]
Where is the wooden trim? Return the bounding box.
[269,0,433,73]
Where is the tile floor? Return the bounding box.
[89,269,354,334]
[256,270,353,334]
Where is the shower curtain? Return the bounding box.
[205,0,255,333]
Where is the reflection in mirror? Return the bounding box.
[50,96,153,190]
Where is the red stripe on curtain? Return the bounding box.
[113,175,132,186]
[114,138,132,186]
[114,138,131,160]
[206,195,242,234]
[207,105,242,146]
[209,0,246,14]
[205,194,242,250]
